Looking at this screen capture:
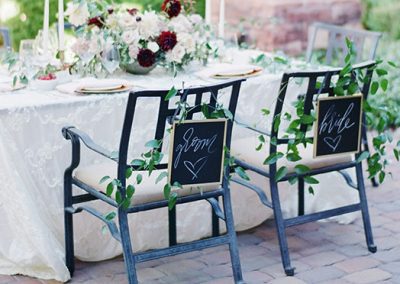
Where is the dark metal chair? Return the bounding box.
[306,22,382,187]
[306,22,382,67]
[0,27,11,49]
[232,61,377,276]
[62,79,246,284]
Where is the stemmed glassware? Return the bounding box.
[19,39,39,80]
[101,44,120,76]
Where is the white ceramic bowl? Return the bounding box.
[30,78,59,91]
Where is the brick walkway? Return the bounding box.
[2,156,400,284]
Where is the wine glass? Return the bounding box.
[19,39,40,80]
[101,45,120,75]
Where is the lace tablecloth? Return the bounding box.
[0,49,359,281]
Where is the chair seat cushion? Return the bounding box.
[73,162,219,206]
[231,136,353,174]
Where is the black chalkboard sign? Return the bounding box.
[168,119,227,186]
[314,94,363,157]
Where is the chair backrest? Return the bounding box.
[0,27,11,49]
[270,60,376,156]
[305,22,382,66]
[117,79,245,182]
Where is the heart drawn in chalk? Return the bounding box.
[184,157,208,180]
[323,136,342,152]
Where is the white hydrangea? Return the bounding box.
[165,43,186,64]
[138,11,163,40]
[65,1,90,27]
[118,12,137,29]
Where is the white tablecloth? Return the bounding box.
[0,49,359,281]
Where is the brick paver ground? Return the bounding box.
[2,145,400,283]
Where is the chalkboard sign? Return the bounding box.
[314,94,363,158]
[168,119,227,187]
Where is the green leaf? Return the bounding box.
[356,151,370,163]
[145,139,161,149]
[370,81,379,95]
[99,176,111,184]
[273,114,281,132]
[235,166,250,181]
[286,153,302,162]
[106,182,114,197]
[258,135,265,143]
[261,108,270,116]
[130,159,145,167]
[263,152,284,165]
[255,143,263,151]
[223,108,233,120]
[104,211,116,221]
[201,104,210,118]
[288,177,298,185]
[168,192,178,210]
[164,183,171,200]
[294,164,310,175]
[308,186,315,195]
[376,68,388,77]
[379,171,385,184]
[165,86,178,101]
[300,114,315,124]
[126,185,135,198]
[115,191,122,204]
[388,61,397,68]
[380,79,388,92]
[125,167,133,179]
[304,176,319,184]
[156,172,168,184]
[394,149,399,161]
[136,174,143,184]
[275,166,288,182]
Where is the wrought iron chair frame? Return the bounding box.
[62,79,246,284]
[234,61,377,276]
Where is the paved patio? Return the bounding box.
[2,150,400,284]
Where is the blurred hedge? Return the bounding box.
[362,0,400,39]
[6,0,205,50]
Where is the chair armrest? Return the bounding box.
[62,126,118,162]
[234,116,271,137]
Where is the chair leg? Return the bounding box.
[222,190,243,283]
[119,211,139,284]
[64,174,75,276]
[212,197,220,237]
[270,181,295,276]
[168,206,177,246]
[298,178,305,216]
[355,163,377,253]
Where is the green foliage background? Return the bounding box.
[5,0,205,49]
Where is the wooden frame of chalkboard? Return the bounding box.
[168,119,228,188]
[313,94,363,158]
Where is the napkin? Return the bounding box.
[56,78,131,94]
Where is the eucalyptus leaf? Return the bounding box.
[275,166,288,182]
[165,87,178,101]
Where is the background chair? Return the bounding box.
[306,22,382,67]
[62,79,246,284]
[0,27,11,49]
[232,61,377,276]
[306,22,382,187]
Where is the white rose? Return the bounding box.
[128,45,140,60]
[122,30,139,45]
[166,44,186,64]
[147,41,160,53]
[178,33,196,53]
[138,11,162,40]
[168,14,193,33]
[189,14,203,25]
[118,13,137,29]
[65,2,90,27]
[71,38,90,56]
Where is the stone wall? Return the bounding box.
[211,0,362,55]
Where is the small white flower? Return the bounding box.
[71,38,90,57]
[147,41,160,53]
[65,2,90,27]
[168,14,193,33]
[178,33,196,53]
[106,14,119,29]
[189,14,203,25]
[118,13,137,29]
[166,43,186,64]
[122,30,139,45]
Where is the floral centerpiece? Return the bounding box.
[66,0,212,75]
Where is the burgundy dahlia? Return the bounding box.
[137,49,156,68]
[161,0,182,18]
[157,31,177,51]
[87,16,104,28]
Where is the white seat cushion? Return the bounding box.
[231,136,353,174]
[73,162,219,206]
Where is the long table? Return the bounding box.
[0,49,360,281]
